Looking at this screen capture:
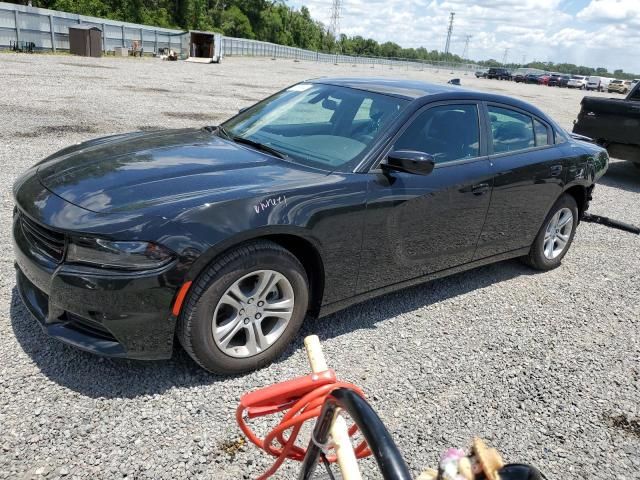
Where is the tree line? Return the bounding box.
[9,0,638,78]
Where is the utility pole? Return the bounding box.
[329,0,342,39]
[461,34,472,59]
[502,47,509,66]
[521,54,526,66]
[444,12,455,55]
[329,0,342,54]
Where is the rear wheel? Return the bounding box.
[177,240,309,374]
[522,194,578,271]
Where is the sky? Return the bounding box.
[288,0,640,73]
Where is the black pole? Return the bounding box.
[298,388,412,480]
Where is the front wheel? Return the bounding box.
[522,194,578,271]
[177,240,309,374]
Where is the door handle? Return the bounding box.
[550,165,563,176]
[471,183,490,195]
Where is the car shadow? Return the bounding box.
[299,259,536,341]
[10,259,534,399]
[598,160,640,193]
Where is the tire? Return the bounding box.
[522,194,579,271]
[177,240,309,374]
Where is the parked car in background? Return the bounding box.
[12,77,608,373]
[547,73,563,86]
[567,75,588,89]
[475,69,489,78]
[524,73,542,84]
[487,67,512,80]
[538,74,551,85]
[608,79,632,94]
[513,73,526,83]
[586,76,612,92]
[574,80,640,171]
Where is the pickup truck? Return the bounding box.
[573,81,640,170]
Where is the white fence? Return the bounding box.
[0,2,480,73]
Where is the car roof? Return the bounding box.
[310,77,461,99]
[308,77,556,126]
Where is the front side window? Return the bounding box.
[393,104,480,163]
[488,106,535,153]
[223,83,408,171]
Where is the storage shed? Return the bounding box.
[181,31,222,63]
[69,25,102,57]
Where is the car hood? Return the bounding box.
[36,128,328,214]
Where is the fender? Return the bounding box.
[184,224,325,284]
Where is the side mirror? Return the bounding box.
[382,150,435,176]
[322,98,339,111]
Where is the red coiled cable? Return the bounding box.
[236,369,371,479]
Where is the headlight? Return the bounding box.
[66,237,175,271]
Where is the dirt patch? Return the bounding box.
[163,111,215,121]
[61,62,116,70]
[218,437,246,459]
[137,125,167,131]
[15,125,99,138]
[78,75,108,81]
[605,413,640,437]
[123,85,172,93]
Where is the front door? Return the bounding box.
[357,102,493,293]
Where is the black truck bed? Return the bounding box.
[572,83,640,164]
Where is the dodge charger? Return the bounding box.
[13,78,608,373]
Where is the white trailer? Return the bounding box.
[181,30,222,63]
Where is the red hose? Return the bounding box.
[236,372,371,479]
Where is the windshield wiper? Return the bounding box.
[230,136,289,160]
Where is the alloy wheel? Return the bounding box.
[212,270,295,358]
[543,208,574,260]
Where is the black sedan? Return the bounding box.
[13,78,608,373]
[524,73,543,84]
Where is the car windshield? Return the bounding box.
[222,83,409,171]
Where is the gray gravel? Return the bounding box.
[0,53,639,480]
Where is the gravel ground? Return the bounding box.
[0,53,638,480]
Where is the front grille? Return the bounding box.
[19,213,66,263]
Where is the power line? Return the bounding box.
[444,12,455,55]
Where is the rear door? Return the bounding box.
[357,101,494,293]
[474,103,566,259]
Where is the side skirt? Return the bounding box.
[318,247,530,318]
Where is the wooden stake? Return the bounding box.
[304,335,363,480]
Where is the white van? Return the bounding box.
[586,76,611,92]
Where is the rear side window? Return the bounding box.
[533,118,550,146]
[488,106,535,153]
[394,104,480,163]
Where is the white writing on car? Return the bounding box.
[254,195,286,214]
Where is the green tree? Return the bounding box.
[221,5,253,38]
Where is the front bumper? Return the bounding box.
[13,213,179,360]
